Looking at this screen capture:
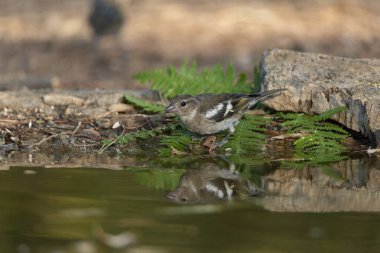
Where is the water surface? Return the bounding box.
[1,165,379,253]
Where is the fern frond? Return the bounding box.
[115,124,176,145]
[312,106,346,122]
[116,129,159,145]
[124,94,165,113]
[312,123,348,134]
[226,115,269,156]
[134,61,256,98]
[159,129,195,156]
[279,106,348,164]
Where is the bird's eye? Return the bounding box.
[180,101,187,107]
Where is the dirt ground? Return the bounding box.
[0,0,379,89]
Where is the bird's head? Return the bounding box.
[166,186,199,204]
[165,95,198,118]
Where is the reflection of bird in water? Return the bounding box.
[89,0,125,38]
[167,163,260,204]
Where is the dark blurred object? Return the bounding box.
[89,0,125,38]
[167,163,260,204]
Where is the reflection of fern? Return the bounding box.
[127,168,185,190]
[124,94,164,113]
[279,106,348,164]
[134,62,255,98]
[321,167,344,180]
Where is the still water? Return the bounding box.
[0,165,379,253]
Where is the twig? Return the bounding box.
[98,127,125,154]
[73,121,82,134]
[29,121,82,148]
[145,118,153,130]
[270,133,306,140]
[170,146,189,156]
[158,90,169,106]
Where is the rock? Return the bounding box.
[65,107,110,118]
[108,103,135,113]
[260,49,380,145]
[0,90,47,109]
[95,118,113,129]
[78,128,102,139]
[43,94,84,106]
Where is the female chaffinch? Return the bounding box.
[165,89,285,137]
[166,163,258,204]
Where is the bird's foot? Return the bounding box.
[215,133,231,147]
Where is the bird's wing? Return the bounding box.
[199,94,251,122]
[198,89,286,122]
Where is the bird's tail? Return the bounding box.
[248,88,286,108]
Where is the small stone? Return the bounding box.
[96,118,112,128]
[43,94,84,106]
[108,103,135,113]
[112,121,121,129]
[64,107,76,116]
[78,128,102,139]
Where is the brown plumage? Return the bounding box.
[165,89,286,136]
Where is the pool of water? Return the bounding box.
[1,164,379,253]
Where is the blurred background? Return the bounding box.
[0,0,379,90]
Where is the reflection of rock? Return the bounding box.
[260,159,380,212]
[167,163,258,204]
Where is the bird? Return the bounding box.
[165,89,286,145]
[166,163,259,204]
[88,0,125,38]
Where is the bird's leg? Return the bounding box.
[216,126,235,147]
[224,180,235,199]
[191,135,206,142]
[216,133,231,147]
[186,131,206,141]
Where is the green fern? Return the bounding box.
[279,106,348,163]
[225,115,269,155]
[116,129,159,144]
[159,129,195,156]
[134,61,255,98]
[116,124,177,145]
[124,94,164,113]
[156,115,269,158]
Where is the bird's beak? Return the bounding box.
[165,104,176,113]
